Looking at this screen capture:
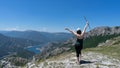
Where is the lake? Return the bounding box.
[26,45,41,54]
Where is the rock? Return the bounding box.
[85,26,120,38]
[25,52,120,68]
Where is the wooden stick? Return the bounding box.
[84,16,91,29]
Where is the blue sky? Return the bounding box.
[0,0,120,32]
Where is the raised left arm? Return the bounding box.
[65,28,79,36]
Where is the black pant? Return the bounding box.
[75,44,83,57]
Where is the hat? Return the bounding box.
[76,28,80,31]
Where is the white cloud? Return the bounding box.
[3,26,23,31]
[42,27,47,32]
[0,26,48,32]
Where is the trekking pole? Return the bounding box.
[84,16,91,30]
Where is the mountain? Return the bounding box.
[0,33,41,59]
[0,30,73,43]
[85,26,120,37]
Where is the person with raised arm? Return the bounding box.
[65,21,89,64]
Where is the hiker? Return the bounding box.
[65,21,89,64]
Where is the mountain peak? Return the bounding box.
[85,26,120,37]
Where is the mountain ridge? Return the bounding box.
[0,33,41,59]
[85,26,120,37]
[0,30,73,43]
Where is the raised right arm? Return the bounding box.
[81,21,89,36]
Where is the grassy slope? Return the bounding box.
[84,36,120,60]
[83,34,120,48]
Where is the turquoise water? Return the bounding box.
[26,45,41,54]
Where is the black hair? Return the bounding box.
[77,30,81,34]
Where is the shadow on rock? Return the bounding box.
[80,60,95,64]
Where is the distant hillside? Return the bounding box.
[84,26,120,48]
[0,30,73,43]
[0,31,72,66]
[0,33,40,59]
[85,26,120,37]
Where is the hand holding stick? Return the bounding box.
[84,16,91,29]
[65,28,69,31]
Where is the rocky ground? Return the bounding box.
[25,51,120,68]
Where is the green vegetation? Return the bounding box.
[84,34,120,48]
[17,49,35,59]
[69,34,120,52]
[0,65,2,68]
[84,36,120,60]
[0,33,40,59]
[8,57,29,66]
[14,61,27,66]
